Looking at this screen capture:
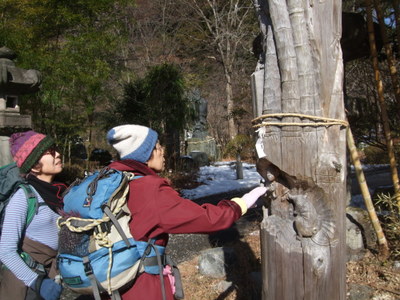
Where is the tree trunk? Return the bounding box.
[253,0,346,299]
[226,70,238,139]
[165,124,180,170]
[86,116,94,170]
[236,153,243,180]
[67,138,71,165]
[394,0,400,55]
[366,0,400,208]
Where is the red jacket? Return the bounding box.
[109,160,242,300]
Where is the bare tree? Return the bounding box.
[179,0,256,139]
[118,0,187,78]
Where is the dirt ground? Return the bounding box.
[346,253,400,300]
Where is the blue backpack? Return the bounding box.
[57,167,173,300]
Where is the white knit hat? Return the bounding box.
[106,124,158,163]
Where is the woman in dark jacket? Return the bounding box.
[106,124,266,300]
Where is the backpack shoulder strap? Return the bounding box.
[18,184,40,227]
[0,162,23,202]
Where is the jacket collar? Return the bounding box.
[109,159,157,176]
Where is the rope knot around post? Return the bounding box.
[252,113,349,128]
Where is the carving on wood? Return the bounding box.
[289,188,321,238]
[257,157,335,246]
[289,187,336,246]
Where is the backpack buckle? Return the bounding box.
[95,221,111,234]
[83,258,94,276]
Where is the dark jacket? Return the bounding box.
[109,160,242,300]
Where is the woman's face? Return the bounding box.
[32,147,63,182]
[147,142,165,172]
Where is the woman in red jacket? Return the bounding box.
[106,124,266,300]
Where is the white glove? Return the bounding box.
[242,186,267,209]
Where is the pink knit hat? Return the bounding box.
[9,130,55,173]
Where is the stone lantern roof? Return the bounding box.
[0,47,42,132]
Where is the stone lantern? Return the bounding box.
[0,47,42,165]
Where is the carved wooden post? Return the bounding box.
[252,0,346,299]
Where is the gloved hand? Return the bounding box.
[163,265,176,295]
[242,186,267,209]
[31,276,63,300]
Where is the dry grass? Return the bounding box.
[166,169,203,192]
[346,252,400,298]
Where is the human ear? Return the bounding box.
[30,161,42,174]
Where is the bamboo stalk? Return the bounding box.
[374,0,400,119]
[347,127,389,258]
[366,0,400,209]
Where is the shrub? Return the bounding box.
[374,192,400,260]
[362,146,388,164]
[163,168,201,192]
[223,135,254,161]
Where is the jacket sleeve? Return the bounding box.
[0,189,38,287]
[131,176,243,238]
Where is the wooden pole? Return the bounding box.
[366,0,400,209]
[346,127,389,258]
[253,0,346,299]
